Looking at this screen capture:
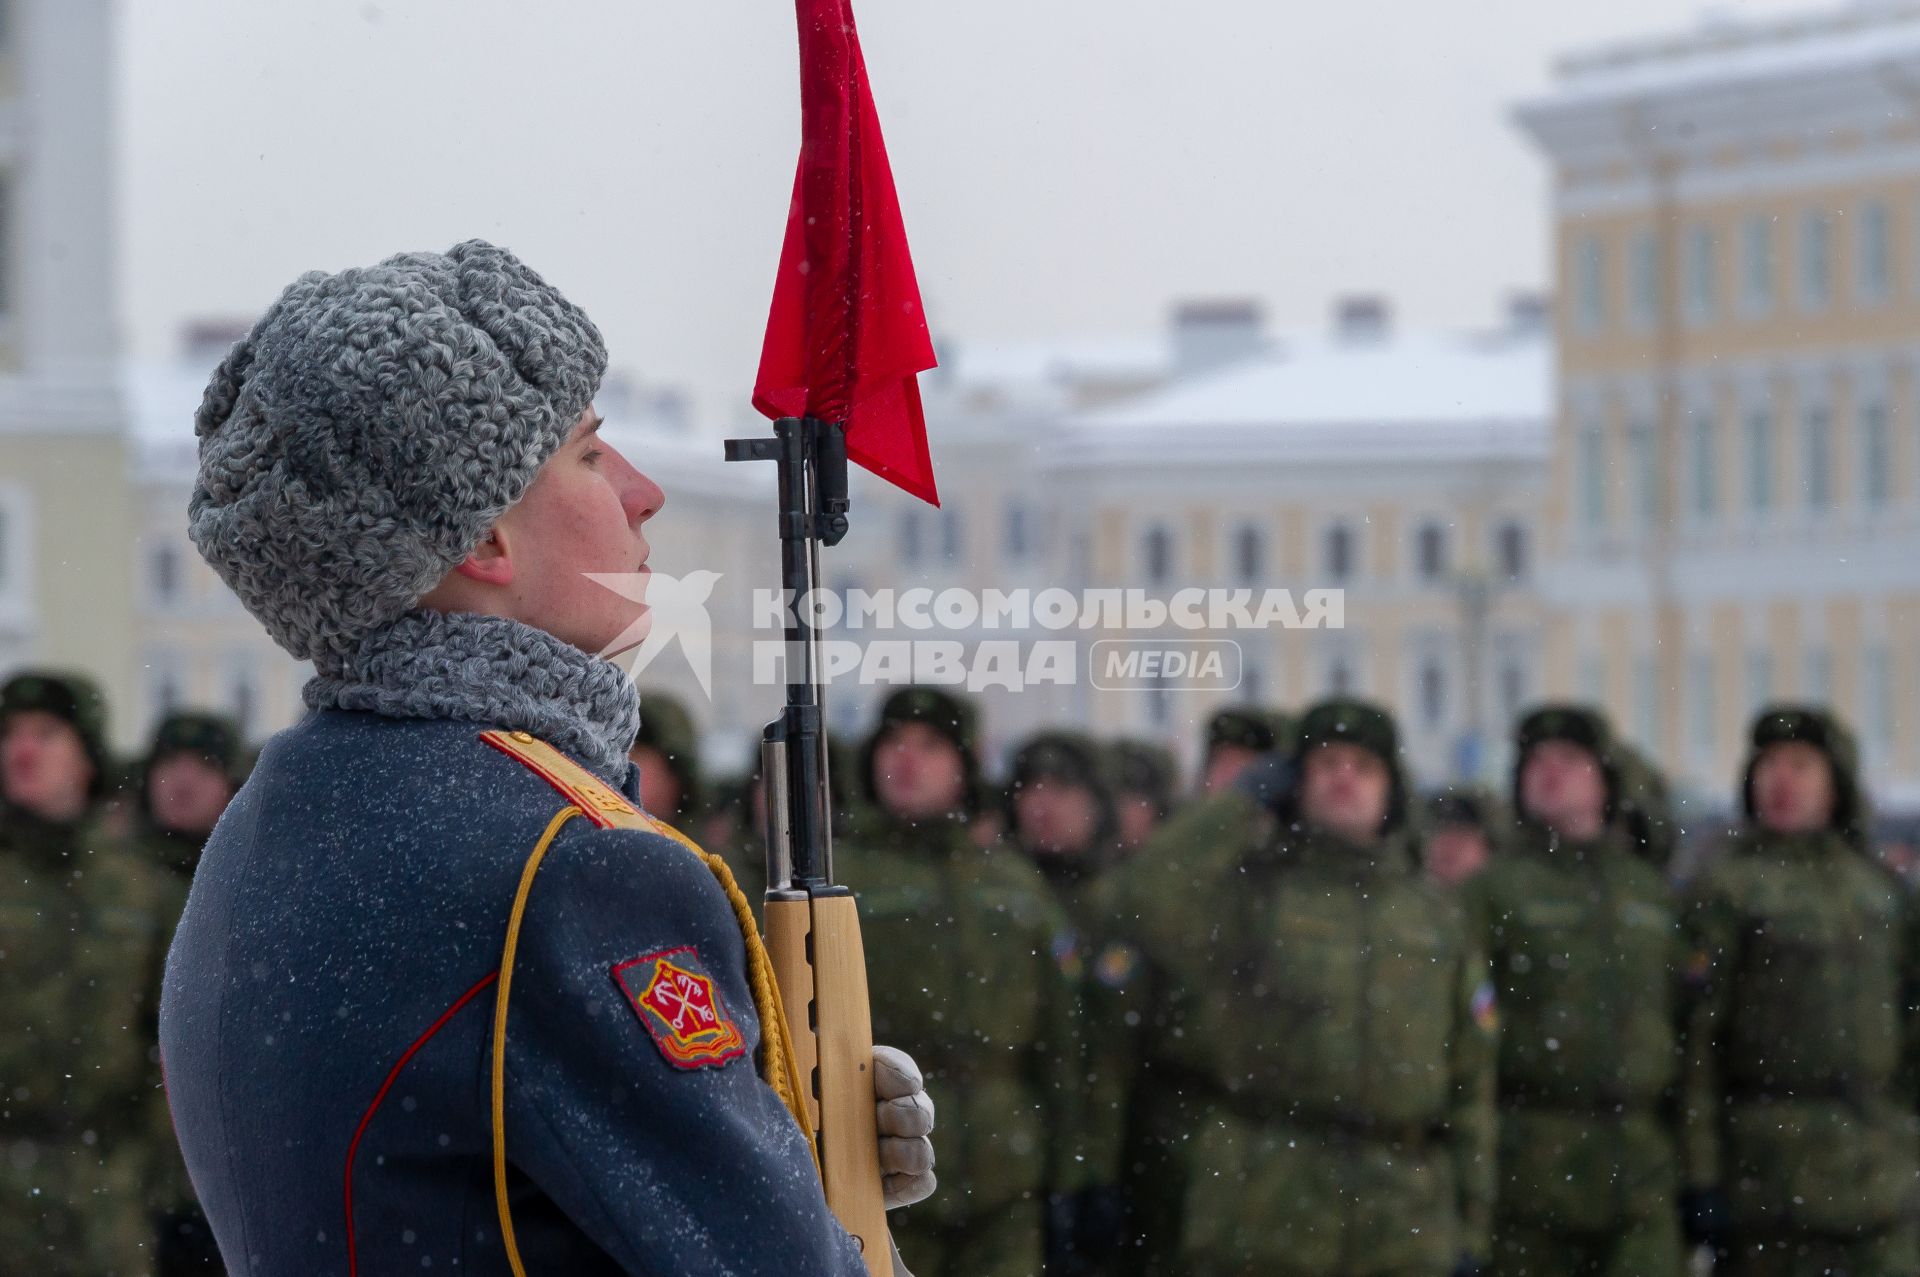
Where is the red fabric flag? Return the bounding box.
[753,0,940,506]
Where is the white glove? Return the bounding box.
[873,1045,935,1210]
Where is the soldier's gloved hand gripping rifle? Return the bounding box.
[725,1,940,1273]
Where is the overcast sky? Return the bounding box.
[117,0,1808,425]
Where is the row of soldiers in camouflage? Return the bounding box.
[2,661,1904,1276]
[638,687,1919,1277]
[0,671,238,1276]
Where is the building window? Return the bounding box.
[899,506,923,566]
[150,543,181,607]
[1574,234,1606,333]
[941,507,963,563]
[1865,645,1893,751]
[1496,521,1528,582]
[1861,398,1892,509]
[1799,211,1833,310]
[1327,654,1353,697]
[1579,421,1607,530]
[1635,656,1659,747]
[1746,408,1774,513]
[0,172,12,318]
[1415,522,1448,582]
[1324,521,1355,582]
[1803,403,1831,510]
[1629,416,1659,526]
[1747,649,1773,712]
[1805,647,1832,703]
[231,655,257,739]
[1858,201,1892,304]
[0,505,9,597]
[1690,652,1716,756]
[1003,501,1030,560]
[1498,655,1526,722]
[1689,415,1717,518]
[1684,223,1715,324]
[1143,524,1173,586]
[1234,523,1264,583]
[1742,214,1775,315]
[1629,229,1661,328]
[1419,658,1446,729]
[1581,654,1607,707]
[147,649,182,721]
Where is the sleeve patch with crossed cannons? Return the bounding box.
[611,946,748,1070]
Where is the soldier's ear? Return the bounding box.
[451,529,515,587]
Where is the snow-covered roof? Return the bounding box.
[1046,325,1549,470]
[1522,2,1920,115]
[923,333,1173,413]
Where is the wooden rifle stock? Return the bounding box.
[729,418,892,1274]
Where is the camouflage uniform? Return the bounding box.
[1113,699,1496,1276]
[131,712,244,1275]
[842,688,1083,1277]
[1464,706,1686,1277]
[1006,732,1134,1271]
[1681,706,1920,1277]
[0,672,173,1276]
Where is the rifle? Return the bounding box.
[725,415,893,1275]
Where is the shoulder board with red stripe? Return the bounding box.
[480,729,707,855]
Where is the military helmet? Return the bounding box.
[1741,703,1867,849]
[858,685,982,814]
[1290,697,1409,832]
[147,712,246,778]
[1108,738,1179,818]
[1422,786,1498,832]
[1511,702,1621,821]
[1205,704,1284,758]
[0,670,113,800]
[1004,730,1118,851]
[630,691,704,823]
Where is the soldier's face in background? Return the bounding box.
[1202,744,1262,795]
[1015,779,1100,856]
[1115,794,1160,850]
[0,711,93,823]
[492,408,666,658]
[630,746,683,821]
[1752,741,1836,835]
[871,723,967,821]
[146,753,234,837]
[1425,824,1490,888]
[1519,741,1607,839]
[1299,743,1390,844]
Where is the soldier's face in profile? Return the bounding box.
[1015,779,1100,856]
[1299,742,1390,845]
[1752,741,1836,836]
[1519,741,1607,839]
[1202,744,1262,795]
[631,745,684,821]
[1114,794,1160,850]
[488,408,667,657]
[871,722,967,821]
[1425,824,1490,888]
[147,753,235,837]
[0,711,93,822]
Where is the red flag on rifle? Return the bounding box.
[752,0,939,507]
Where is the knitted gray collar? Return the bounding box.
[305,609,642,782]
